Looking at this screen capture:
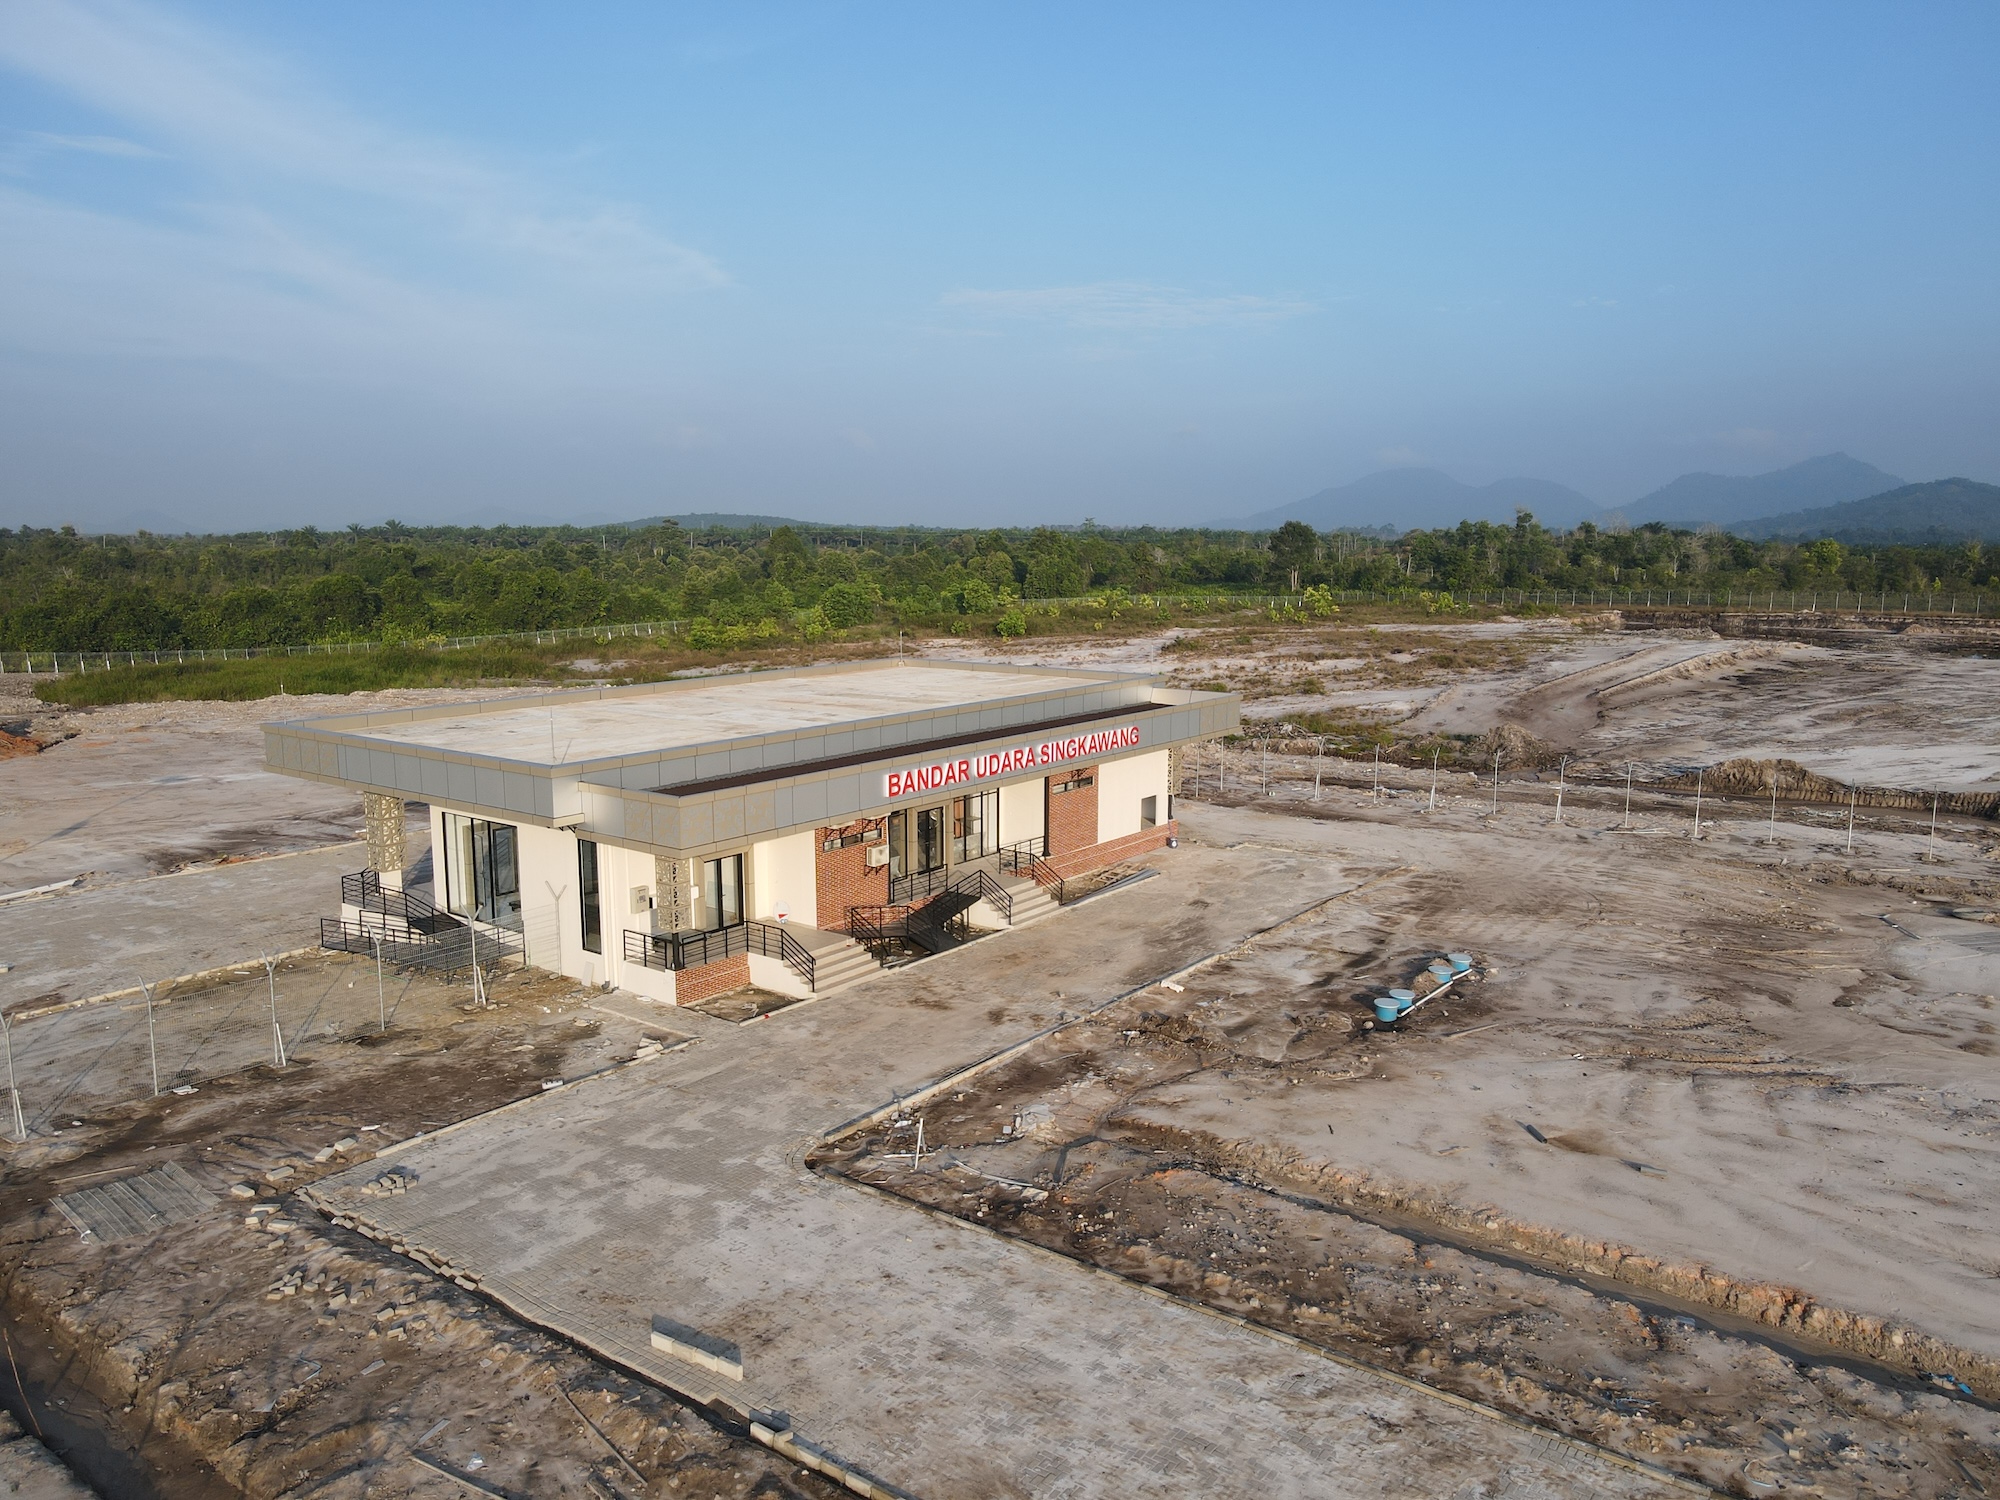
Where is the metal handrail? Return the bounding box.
[342,869,461,935]
[623,923,752,973]
[948,866,1013,923]
[997,836,1047,875]
[887,864,953,905]
[746,919,816,990]
[846,904,912,959]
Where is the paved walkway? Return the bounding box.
[311,836,1691,1500]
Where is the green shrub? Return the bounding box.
[993,609,1029,638]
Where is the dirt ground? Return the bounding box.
[0,955,843,1499]
[3,610,1998,1497]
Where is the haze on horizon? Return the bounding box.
[2,1,1996,535]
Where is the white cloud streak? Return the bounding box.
[0,0,725,391]
[942,280,1317,331]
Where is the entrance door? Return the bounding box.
[952,789,998,861]
[913,805,945,873]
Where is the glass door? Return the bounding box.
[700,853,743,931]
[952,790,998,861]
[914,806,945,873]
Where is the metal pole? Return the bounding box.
[1554,757,1567,825]
[1262,740,1269,795]
[372,933,387,1033]
[1691,768,1703,840]
[142,978,159,1096]
[1312,737,1323,801]
[1490,750,1500,814]
[1428,749,1439,812]
[1846,784,1856,854]
[1769,776,1778,842]
[263,953,287,1067]
[1623,763,1633,828]
[1929,790,1940,859]
[1,1008,24,1143]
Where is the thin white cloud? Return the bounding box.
[0,0,725,293]
[29,130,163,158]
[942,280,1317,331]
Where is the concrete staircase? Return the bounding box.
[807,938,879,994]
[1000,874,1059,926]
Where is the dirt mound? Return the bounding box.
[1668,758,2000,819]
[1470,721,1566,770]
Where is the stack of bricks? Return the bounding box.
[815,817,890,930]
[1045,767,1099,857]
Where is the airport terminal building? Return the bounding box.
[265,659,1239,1005]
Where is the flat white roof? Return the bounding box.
[360,662,1101,765]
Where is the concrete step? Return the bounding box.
[807,939,881,994]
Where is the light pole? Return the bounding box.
[371,933,387,1034]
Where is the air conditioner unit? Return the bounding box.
[865,845,889,868]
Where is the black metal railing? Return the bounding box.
[341,869,463,935]
[888,864,954,905]
[320,915,519,973]
[623,923,752,973]
[746,920,816,990]
[620,919,820,987]
[947,866,1013,923]
[846,904,912,960]
[998,836,1048,875]
[906,888,977,952]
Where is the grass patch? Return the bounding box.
[34,644,582,706]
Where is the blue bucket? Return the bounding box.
[1373,998,1400,1023]
[1447,952,1473,972]
[1389,988,1417,1014]
[1428,963,1454,981]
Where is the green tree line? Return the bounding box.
[1,515,1991,652]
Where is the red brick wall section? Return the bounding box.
[676,953,751,1006]
[1037,820,1178,882]
[1045,766,1099,857]
[815,817,889,931]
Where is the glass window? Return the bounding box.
[700,853,743,932]
[887,810,906,880]
[952,790,999,861]
[442,812,522,928]
[578,839,602,954]
[1140,795,1158,830]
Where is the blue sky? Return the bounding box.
[2,1,1996,531]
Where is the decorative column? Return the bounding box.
[655,855,686,933]
[362,793,406,887]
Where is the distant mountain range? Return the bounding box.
[1606,453,1905,528]
[1230,469,1599,532]
[1732,479,2000,544]
[1227,453,1989,540]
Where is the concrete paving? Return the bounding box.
[312,836,1691,1500]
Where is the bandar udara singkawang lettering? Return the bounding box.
[883,724,1141,800]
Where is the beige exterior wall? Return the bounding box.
[1095,750,1170,842]
[998,775,1047,848]
[751,830,817,924]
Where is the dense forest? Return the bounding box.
[1,514,1992,653]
